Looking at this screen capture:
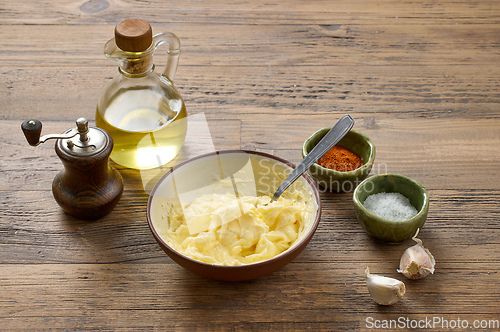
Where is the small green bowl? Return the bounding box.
[302,128,376,192]
[353,174,429,244]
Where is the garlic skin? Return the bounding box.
[397,230,435,280]
[365,267,406,305]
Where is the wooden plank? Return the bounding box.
[4,115,500,191]
[3,116,500,191]
[1,189,498,264]
[2,64,499,121]
[0,262,497,330]
[1,23,498,67]
[243,117,500,190]
[1,0,499,330]
[0,0,499,25]
[1,20,498,121]
[0,118,241,189]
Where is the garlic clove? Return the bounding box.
[365,267,406,305]
[397,229,436,280]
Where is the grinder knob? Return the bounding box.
[21,120,43,146]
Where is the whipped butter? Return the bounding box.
[155,191,317,266]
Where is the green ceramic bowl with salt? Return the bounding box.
[353,173,429,244]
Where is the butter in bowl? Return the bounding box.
[147,150,322,281]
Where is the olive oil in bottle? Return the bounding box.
[96,18,187,169]
[96,89,187,169]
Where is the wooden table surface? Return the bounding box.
[1,0,499,330]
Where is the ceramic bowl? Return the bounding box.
[353,173,429,244]
[302,128,375,192]
[147,150,321,281]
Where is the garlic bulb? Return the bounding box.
[397,229,435,280]
[365,267,406,305]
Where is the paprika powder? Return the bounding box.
[317,145,363,172]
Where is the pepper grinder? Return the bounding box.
[21,118,124,220]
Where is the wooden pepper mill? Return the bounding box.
[21,118,124,220]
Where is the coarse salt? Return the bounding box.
[363,192,418,222]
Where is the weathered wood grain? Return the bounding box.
[1,188,499,265]
[1,0,499,25]
[1,0,499,330]
[0,261,498,330]
[0,118,241,188]
[2,22,499,65]
[1,8,498,122]
[1,22,498,128]
[3,116,499,191]
[2,65,499,122]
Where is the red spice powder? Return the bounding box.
[317,145,363,172]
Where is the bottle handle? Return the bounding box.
[153,32,181,82]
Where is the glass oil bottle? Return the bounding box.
[96,18,187,169]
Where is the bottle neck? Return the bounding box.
[119,55,154,77]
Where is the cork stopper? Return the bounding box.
[114,18,153,52]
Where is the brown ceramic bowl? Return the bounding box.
[147,150,321,281]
